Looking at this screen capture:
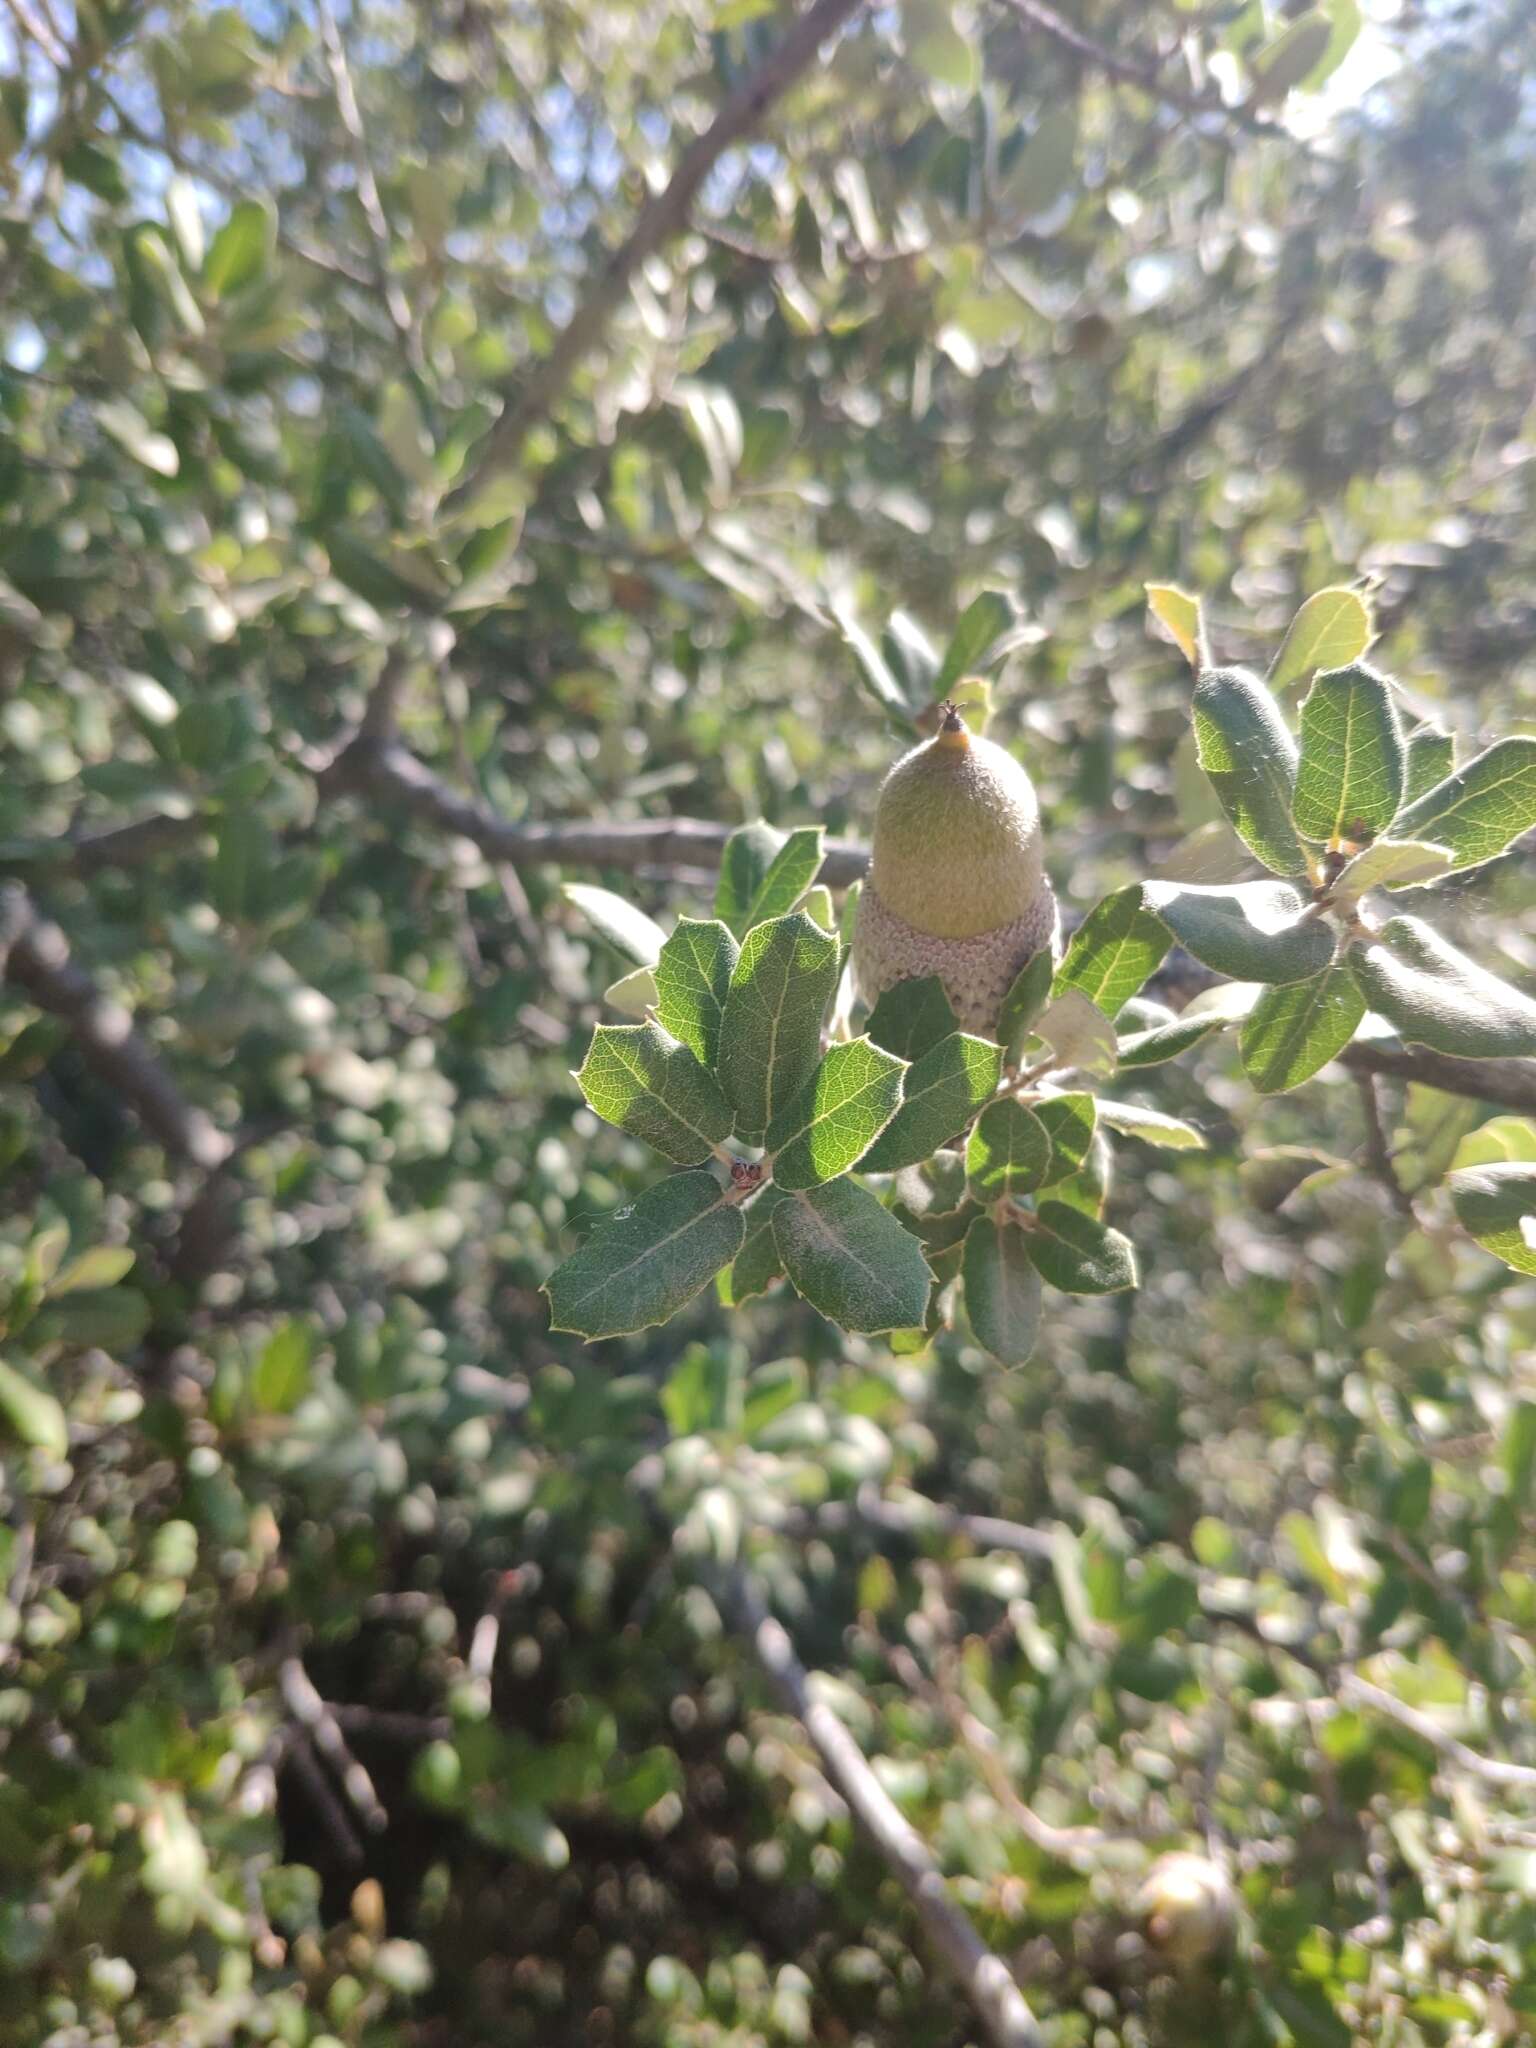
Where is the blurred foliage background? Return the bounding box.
[2,0,1536,2043]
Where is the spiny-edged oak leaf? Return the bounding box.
[858,1032,1002,1172]
[773,1176,933,1333]
[545,1171,746,1339]
[717,911,840,1143]
[764,1037,905,1190]
[655,917,739,1069]
[576,1023,733,1164]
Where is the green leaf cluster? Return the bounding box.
[547,822,1166,1357]
[1139,596,1536,1127]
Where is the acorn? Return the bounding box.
[1136,1851,1238,1970]
[853,701,1059,1035]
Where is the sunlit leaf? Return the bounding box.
[1448,1164,1536,1277]
[1144,880,1337,985]
[719,1192,788,1306]
[765,1037,905,1190]
[1331,839,1455,900]
[865,975,960,1063]
[576,1023,733,1164]
[1192,666,1309,877]
[1292,663,1406,845]
[655,917,738,1068]
[204,197,276,297]
[715,821,787,930]
[1025,1203,1137,1294]
[1033,989,1118,1077]
[1394,738,1536,877]
[744,826,825,926]
[1350,917,1536,1059]
[858,1031,1002,1171]
[966,1099,1051,1197]
[1052,886,1170,1020]
[1145,584,1204,669]
[0,1357,68,1459]
[717,912,840,1142]
[1032,1092,1098,1184]
[1268,587,1375,696]
[562,884,668,968]
[997,949,1054,1058]
[933,591,1028,697]
[1094,1101,1207,1150]
[95,398,179,478]
[1240,962,1366,1093]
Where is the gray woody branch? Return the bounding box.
[0,886,231,1170]
[729,1572,1044,2048]
[41,745,1536,1116]
[444,0,866,511]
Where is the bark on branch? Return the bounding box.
[729,1573,1044,2048]
[1339,1040,1536,1116]
[444,0,865,510]
[996,0,1284,139]
[0,886,231,1170]
[325,733,872,884]
[801,1482,1057,1561]
[41,741,1536,1119]
[1335,1674,1536,1793]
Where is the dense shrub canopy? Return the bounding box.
[3,1,1536,2044]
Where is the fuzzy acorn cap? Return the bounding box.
[868,706,1046,940]
[853,865,1059,1036]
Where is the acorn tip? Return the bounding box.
[935,699,970,750]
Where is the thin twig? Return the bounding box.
[325,1704,454,1743]
[888,1639,1132,1867]
[279,1654,389,1832]
[1351,1069,1418,1220]
[728,1572,1044,2048]
[445,0,866,511]
[1334,1674,1536,1793]
[433,669,542,952]
[4,0,68,67]
[47,750,1536,1120]
[804,1483,1057,1562]
[1341,1040,1536,1117]
[995,0,1283,139]
[0,887,232,1170]
[314,0,428,387]
[59,811,206,873]
[323,734,870,884]
[286,1733,365,1864]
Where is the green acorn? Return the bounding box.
[853,702,1058,1035]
